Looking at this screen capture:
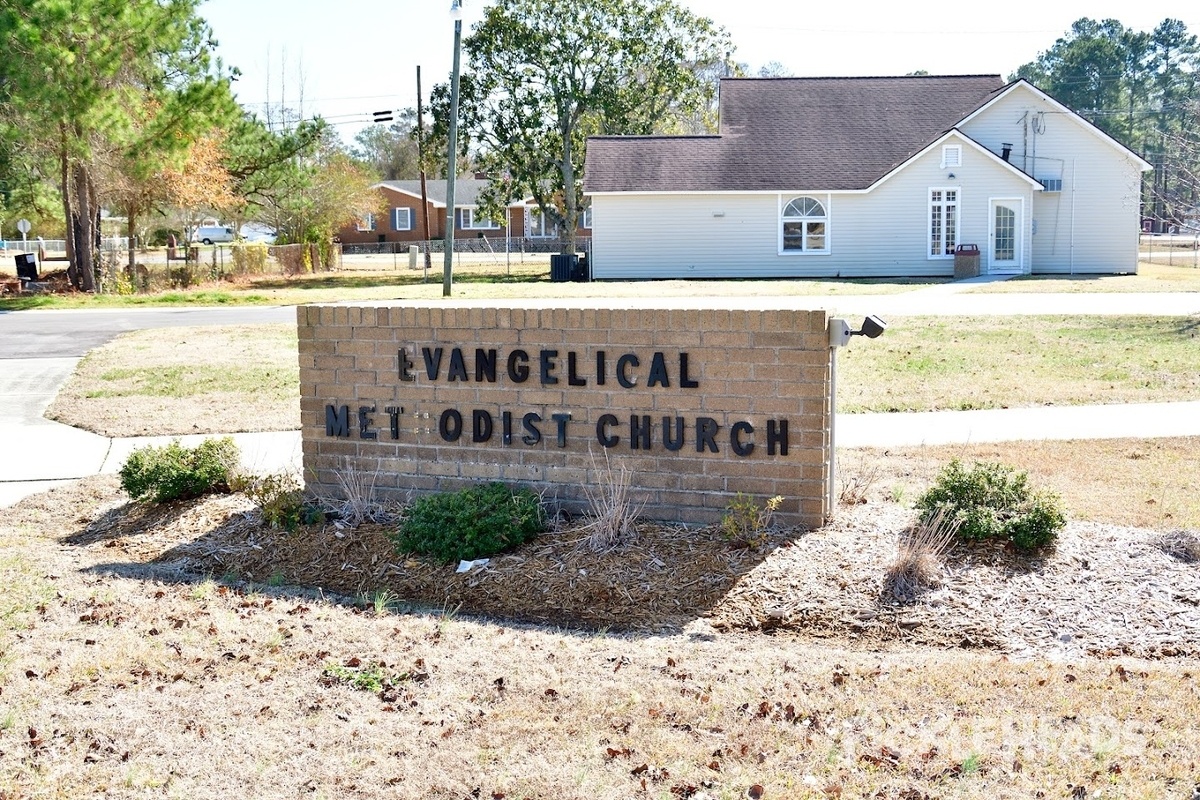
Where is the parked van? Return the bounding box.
[192,225,236,244]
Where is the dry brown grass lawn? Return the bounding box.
[970,261,1200,293]
[2,478,1198,799]
[45,325,300,437]
[841,437,1200,531]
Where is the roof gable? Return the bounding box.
[960,79,1153,171]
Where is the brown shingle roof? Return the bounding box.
[584,75,1006,193]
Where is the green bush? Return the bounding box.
[915,459,1065,552]
[230,242,269,275]
[231,470,318,531]
[393,482,545,563]
[119,437,240,503]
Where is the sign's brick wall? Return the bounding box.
[298,301,832,527]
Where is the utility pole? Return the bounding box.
[443,0,465,297]
[416,66,433,272]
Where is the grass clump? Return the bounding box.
[915,459,1065,552]
[885,508,960,602]
[118,437,240,503]
[720,493,783,549]
[393,482,545,564]
[231,470,320,531]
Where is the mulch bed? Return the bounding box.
[16,476,1200,659]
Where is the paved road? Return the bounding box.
[0,307,298,506]
[0,306,295,358]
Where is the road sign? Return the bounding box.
[16,218,31,234]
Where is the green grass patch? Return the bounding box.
[89,364,296,399]
[839,315,1200,412]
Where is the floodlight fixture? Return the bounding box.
[853,315,887,339]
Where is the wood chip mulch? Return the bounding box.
[17,476,1200,659]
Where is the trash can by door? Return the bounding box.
[550,253,577,282]
[14,253,38,281]
[953,244,980,278]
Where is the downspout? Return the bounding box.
[1070,159,1076,275]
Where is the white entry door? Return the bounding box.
[988,198,1023,273]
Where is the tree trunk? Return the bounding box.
[127,213,138,275]
[558,128,578,255]
[60,132,81,290]
[72,161,97,292]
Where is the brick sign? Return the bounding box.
[298,301,833,527]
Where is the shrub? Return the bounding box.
[119,437,240,503]
[915,459,1065,552]
[230,242,269,275]
[720,492,784,549]
[393,482,545,563]
[232,470,313,531]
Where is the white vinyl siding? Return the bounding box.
[591,136,1032,279]
[961,86,1145,274]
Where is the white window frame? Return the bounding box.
[391,207,412,231]
[940,145,962,169]
[458,208,502,230]
[581,207,592,229]
[778,194,831,256]
[928,187,960,259]
[355,212,375,232]
[527,206,558,238]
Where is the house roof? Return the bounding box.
[375,179,517,207]
[584,75,1007,193]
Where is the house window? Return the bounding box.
[581,208,592,229]
[929,188,959,258]
[459,208,501,230]
[780,196,829,253]
[941,145,962,169]
[355,213,375,232]
[527,207,557,238]
[391,208,412,231]
[1038,178,1063,193]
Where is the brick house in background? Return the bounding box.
[337,178,593,246]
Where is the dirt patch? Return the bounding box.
[33,476,1200,660]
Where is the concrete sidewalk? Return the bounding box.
[6,401,1200,507]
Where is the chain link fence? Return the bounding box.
[5,236,590,292]
[1140,234,1200,267]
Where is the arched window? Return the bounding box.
[781,196,828,253]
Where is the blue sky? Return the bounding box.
[199,0,1199,144]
